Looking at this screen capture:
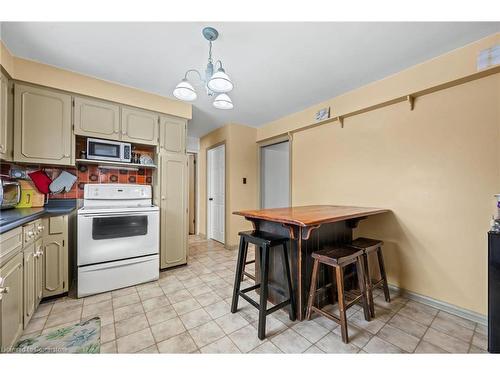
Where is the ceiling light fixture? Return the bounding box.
[173,27,234,110]
[213,94,234,110]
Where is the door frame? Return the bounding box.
[257,135,292,209]
[187,152,197,235]
[206,142,226,244]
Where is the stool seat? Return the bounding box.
[311,246,363,267]
[238,230,288,247]
[350,237,383,253]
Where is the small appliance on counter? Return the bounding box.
[0,176,21,210]
[16,180,45,208]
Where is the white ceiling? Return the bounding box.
[1,22,498,137]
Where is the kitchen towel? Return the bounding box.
[49,170,77,194]
[28,170,52,194]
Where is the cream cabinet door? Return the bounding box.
[34,238,43,309]
[74,96,120,140]
[23,243,35,328]
[159,152,188,268]
[0,72,13,161]
[0,252,23,351]
[121,106,158,146]
[42,230,68,298]
[159,115,186,153]
[14,84,73,166]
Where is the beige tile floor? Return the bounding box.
[21,235,488,354]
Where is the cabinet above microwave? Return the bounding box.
[73,97,159,146]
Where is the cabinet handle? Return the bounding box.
[0,286,9,295]
[0,144,4,152]
[161,196,166,201]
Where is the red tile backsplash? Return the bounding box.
[1,161,154,200]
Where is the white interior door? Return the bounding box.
[207,144,225,243]
[261,141,290,208]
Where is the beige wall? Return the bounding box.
[252,33,500,316]
[0,41,191,119]
[199,123,258,248]
[292,75,499,315]
[257,33,499,142]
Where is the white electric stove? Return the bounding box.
[77,184,159,297]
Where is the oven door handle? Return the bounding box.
[81,213,150,219]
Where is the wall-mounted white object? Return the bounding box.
[477,45,500,70]
[315,107,330,121]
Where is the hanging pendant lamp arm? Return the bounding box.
[214,60,225,71]
[183,69,205,84]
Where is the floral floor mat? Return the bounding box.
[13,317,101,353]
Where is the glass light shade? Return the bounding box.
[207,69,233,93]
[213,94,233,110]
[173,79,197,101]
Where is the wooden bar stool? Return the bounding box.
[231,230,296,340]
[350,237,390,318]
[306,246,371,344]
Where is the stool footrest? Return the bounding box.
[266,300,292,315]
[241,284,260,293]
[239,292,260,309]
[243,272,256,281]
[310,306,341,325]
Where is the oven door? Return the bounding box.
[77,210,159,266]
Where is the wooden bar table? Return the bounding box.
[233,205,389,321]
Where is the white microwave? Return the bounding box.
[86,138,132,163]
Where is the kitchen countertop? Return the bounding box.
[0,200,77,234]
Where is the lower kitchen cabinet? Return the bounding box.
[42,216,69,298]
[0,252,24,351]
[23,243,36,328]
[159,151,188,269]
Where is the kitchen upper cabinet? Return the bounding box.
[43,216,68,298]
[159,151,188,269]
[121,106,158,146]
[73,96,120,140]
[0,252,24,351]
[14,84,73,166]
[23,243,35,328]
[159,115,186,153]
[0,71,13,161]
[34,238,43,309]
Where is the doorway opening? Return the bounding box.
[260,140,290,208]
[207,143,225,244]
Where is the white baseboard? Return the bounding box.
[388,284,487,326]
